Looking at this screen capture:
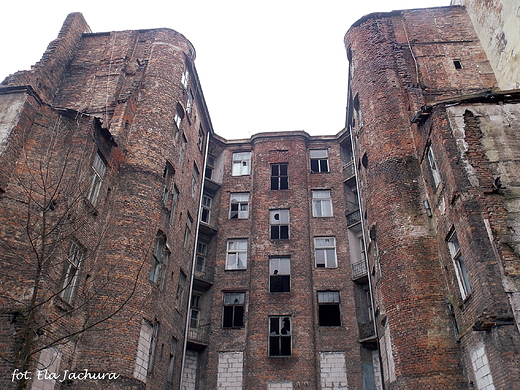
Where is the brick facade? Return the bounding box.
[1,4,520,390]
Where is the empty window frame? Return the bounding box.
[310,149,329,173]
[190,294,201,328]
[232,151,251,176]
[181,67,190,89]
[176,271,187,309]
[150,233,169,289]
[86,151,107,206]
[318,291,342,326]
[201,195,212,224]
[269,316,292,357]
[315,237,338,268]
[448,231,471,300]
[186,89,194,114]
[61,242,85,304]
[426,145,442,187]
[223,292,245,328]
[179,133,188,165]
[196,241,207,273]
[230,193,249,219]
[312,190,333,217]
[197,125,204,152]
[270,257,291,293]
[183,214,193,250]
[271,163,288,190]
[205,155,215,180]
[169,185,180,225]
[174,103,185,130]
[270,209,290,240]
[226,240,248,270]
[191,165,200,197]
[162,164,174,206]
[166,337,177,383]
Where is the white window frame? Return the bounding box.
[150,234,169,289]
[86,152,107,206]
[310,149,329,173]
[448,231,471,300]
[201,195,212,224]
[226,240,248,270]
[426,145,442,187]
[230,193,249,219]
[312,190,333,217]
[196,241,207,273]
[269,257,291,293]
[232,151,251,176]
[314,237,338,268]
[61,242,84,304]
[270,209,290,240]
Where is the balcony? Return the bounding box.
[342,160,356,183]
[194,265,214,287]
[351,260,368,281]
[346,209,361,227]
[358,320,376,344]
[188,325,210,346]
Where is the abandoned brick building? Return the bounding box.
[1,1,519,389]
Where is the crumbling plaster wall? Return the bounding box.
[452,0,520,89]
[446,102,520,331]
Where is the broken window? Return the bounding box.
[190,294,201,328]
[61,242,84,304]
[86,151,107,206]
[205,155,215,179]
[230,193,249,219]
[426,145,442,187]
[176,271,187,309]
[310,149,329,173]
[201,195,212,224]
[197,125,204,151]
[270,209,290,240]
[232,151,251,176]
[169,185,180,225]
[226,240,248,270]
[271,163,289,190]
[167,337,177,383]
[318,291,341,326]
[312,190,333,217]
[269,316,292,356]
[181,67,190,89]
[191,164,199,197]
[315,237,338,268]
[150,232,169,290]
[183,214,193,250]
[162,163,174,206]
[223,292,245,328]
[270,257,291,293]
[174,103,185,131]
[448,231,471,300]
[187,89,194,114]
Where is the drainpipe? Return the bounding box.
[179,129,211,389]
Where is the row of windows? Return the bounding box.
[222,292,342,356]
[231,149,330,178]
[225,238,338,270]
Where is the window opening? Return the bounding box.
[86,152,107,206]
[232,152,251,176]
[448,231,471,300]
[318,291,341,326]
[310,149,329,173]
[205,155,215,179]
[191,165,199,197]
[270,209,290,240]
[201,195,212,224]
[167,338,177,383]
[183,214,193,250]
[226,240,248,270]
[453,60,462,70]
[426,145,442,187]
[61,242,84,304]
[270,257,291,293]
[150,233,169,289]
[162,164,174,206]
[190,294,201,328]
[271,163,289,190]
[312,190,333,217]
[230,193,249,219]
[223,292,245,328]
[315,237,338,268]
[269,316,292,356]
[176,271,187,309]
[196,242,207,273]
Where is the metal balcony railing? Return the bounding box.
[188,325,210,344]
[342,160,355,182]
[351,260,368,280]
[346,209,361,226]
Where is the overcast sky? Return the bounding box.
[1,0,449,139]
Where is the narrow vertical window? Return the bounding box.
[312,190,333,217]
[190,294,201,328]
[174,103,185,132]
[315,237,338,268]
[232,152,251,176]
[270,257,291,293]
[201,195,212,224]
[167,338,177,383]
[223,292,245,328]
[184,214,193,250]
[61,242,84,304]
[186,89,194,114]
[205,155,215,179]
[310,149,329,173]
[269,316,292,356]
[179,133,188,166]
[176,271,187,309]
[270,209,290,239]
[86,151,107,206]
[271,163,288,190]
[448,231,471,300]
[169,185,180,225]
[318,291,341,326]
[181,67,190,89]
[230,193,249,219]
[191,165,199,197]
[150,233,169,289]
[196,241,207,273]
[226,240,248,270]
[426,145,442,187]
[197,125,204,152]
[162,164,174,206]
[133,319,159,381]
